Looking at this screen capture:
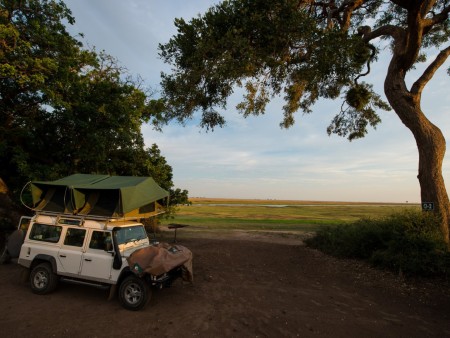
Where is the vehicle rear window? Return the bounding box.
[29,223,62,243]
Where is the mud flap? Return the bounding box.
[20,267,30,283]
[108,284,117,301]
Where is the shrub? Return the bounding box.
[305,210,450,277]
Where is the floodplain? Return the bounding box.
[161,197,419,234]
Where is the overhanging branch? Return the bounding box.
[361,25,404,43]
[411,45,450,96]
[354,44,376,84]
[390,0,425,10]
[423,5,450,29]
[339,0,365,30]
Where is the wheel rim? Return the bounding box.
[33,270,48,289]
[124,282,142,305]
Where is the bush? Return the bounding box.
[305,210,450,277]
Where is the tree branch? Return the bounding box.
[361,25,404,43]
[390,0,426,10]
[423,5,450,30]
[401,1,445,73]
[309,1,367,30]
[354,44,376,84]
[342,0,365,30]
[411,45,450,96]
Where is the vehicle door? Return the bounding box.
[58,227,86,275]
[80,230,114,282]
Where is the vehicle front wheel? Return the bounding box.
[30,262,58,295]
[118,275,151,311]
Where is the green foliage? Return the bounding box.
[158,0,394,135]
[158,0,450,142]
[346,84,372,110]
[306,210,450,277]
[1,0,90,191]
[0,0,189,209]
[376,1,450,49]
[170,188,190,206]
[327,82,390,140]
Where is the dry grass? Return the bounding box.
[162,198,420,233]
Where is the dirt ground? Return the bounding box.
[1,231,449,338]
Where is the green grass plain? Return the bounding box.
[161,198,420,233]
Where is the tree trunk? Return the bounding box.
[385,64,450,243]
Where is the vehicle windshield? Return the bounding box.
[114,226,147,245]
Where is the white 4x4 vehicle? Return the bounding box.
[18,213,192,311]
[11,174,192,310]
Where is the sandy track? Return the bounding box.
[0,234,449,337]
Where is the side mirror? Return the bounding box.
[112,227,122,270]
[105,242,113,252]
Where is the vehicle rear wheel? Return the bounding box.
[30,262,58,295]
[118,275,151,311]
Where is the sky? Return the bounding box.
[63,0,450,203]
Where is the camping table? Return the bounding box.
[167,223,189,243]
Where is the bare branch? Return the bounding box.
[361,24,405,43]
[390,0,430,10]
[411,45,450,96]
[354,44,376,84]
[340,0,365,30]
[307,1,367,30]
[423,5,450,30]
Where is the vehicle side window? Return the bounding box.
[64,228,86,247]
[89,231,112,251]
[29,223,62,243]
[19,217,32,231]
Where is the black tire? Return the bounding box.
[30,262,58,295]
[118,275,151,311]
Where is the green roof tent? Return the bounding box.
[31,174,169,219]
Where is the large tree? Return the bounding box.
[1,0,90,194]
[158,0,450,242]
[0,0,186,231]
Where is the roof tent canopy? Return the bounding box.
[30,174,169,219]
